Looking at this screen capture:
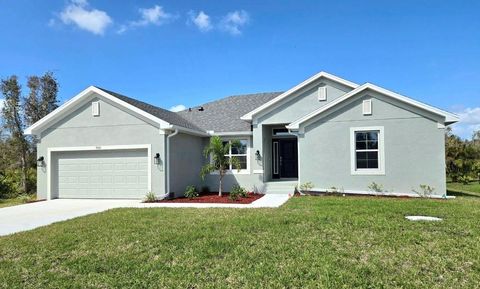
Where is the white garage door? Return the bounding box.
[55,149,148,199]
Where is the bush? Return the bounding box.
[368,182,384,193]
[458,175,471,185]
[230,185,247,200]
[184,185,198,199]
[144,192,157,202]
[17,194,35,204]
[299,182,314,192]
[201,186,210,194]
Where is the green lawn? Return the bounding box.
[447,181,480,197]
[1,196,480,288]
[0,198,23,208]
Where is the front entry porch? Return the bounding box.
[272,138,298,179]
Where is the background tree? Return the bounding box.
[1,76,29,194]
[200,136,241,196]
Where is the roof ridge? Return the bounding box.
[181,91,284,111]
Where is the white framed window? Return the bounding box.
[211,138,250,174]
[350,126,385,175]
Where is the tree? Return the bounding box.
[1,76,29,194]
[200,136,241,196]
[24,72,59,126]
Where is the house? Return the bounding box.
[25,71,459,200]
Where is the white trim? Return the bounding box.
[287,83,459,130]
[253,169,264,174]
[241,71,359,121]
[208,131,253,136]
[273,141,279,175]
[46,144,152,200]
[350,126,385,175]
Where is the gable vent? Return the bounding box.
[318,86,327,101]
[362,99,372,115]
[92,101,100,117]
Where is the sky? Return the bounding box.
[0,0,479,139]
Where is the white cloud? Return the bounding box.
[0,99,4,111]
[169,104,187,112]
[118,5,175,34]
[220,10,249,35]
[451,107,480,139]
[189,11,212,32]
[59,0,112,35]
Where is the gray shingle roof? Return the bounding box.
[96,87,282,133]
[177,92,282,132]
[95,87,204,131]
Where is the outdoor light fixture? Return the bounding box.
[37,156,45,167]
[255,150,261,160]
[154,153,161,165]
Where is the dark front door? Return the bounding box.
[272,139,298,179]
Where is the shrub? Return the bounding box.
[144,192,157,202]
[458,175,471,185]
[184,185,198,199]
[299,182,314,192]
[201,186,210,194]
[368,182,384,193]
[413,184,435,198]
[230,185,247,200]
[17,194,34,204]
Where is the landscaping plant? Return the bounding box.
[299,182,314,194]
[144,192,157,202]
[200,136,241,196]
[229,185,247,201]
[184,185,198,199]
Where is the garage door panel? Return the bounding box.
[55,149,148,199]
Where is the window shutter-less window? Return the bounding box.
[92,101,100,117]
[362,99,372,115]
[318,86,327,101]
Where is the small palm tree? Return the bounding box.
[201,136,241,196]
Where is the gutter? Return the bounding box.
[165,128,179,196]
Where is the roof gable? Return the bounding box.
[241,71,359,121]
[287,83,459,131]
[24,86,205,136]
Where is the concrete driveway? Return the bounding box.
[0,199,141,237]
[0,194,291,237]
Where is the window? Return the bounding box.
[350,127,385,175]
[272,128,290,136]
[211,139,249,174]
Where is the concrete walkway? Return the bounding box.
[0,194,291,236]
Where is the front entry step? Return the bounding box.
[264,181,297,194]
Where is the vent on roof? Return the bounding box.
[198,106,204,111]
[363,99,372,115]
[318,86,327,101]
[92,101,100,117]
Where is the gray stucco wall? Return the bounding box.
[168,133,205,196]
[258,79,352,125]
[36,95,166,199]
[299,92,447,196]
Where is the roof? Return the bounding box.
[287,83,460,131]
[94,87,204,132]
[177,92,282,132]
[241,71,359,121]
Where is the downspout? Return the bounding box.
[166,128,179,197]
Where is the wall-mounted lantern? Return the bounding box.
[37,156,45,167]
[154,153,161,165]
[255,150,261,161]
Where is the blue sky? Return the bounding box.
[1,0,479,138]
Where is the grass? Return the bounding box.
[1,196,480,288]
[447,181,480,197]
[0,198,23,208]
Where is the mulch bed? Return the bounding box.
[152,192,264,204]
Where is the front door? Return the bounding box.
[272,139,298,179]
